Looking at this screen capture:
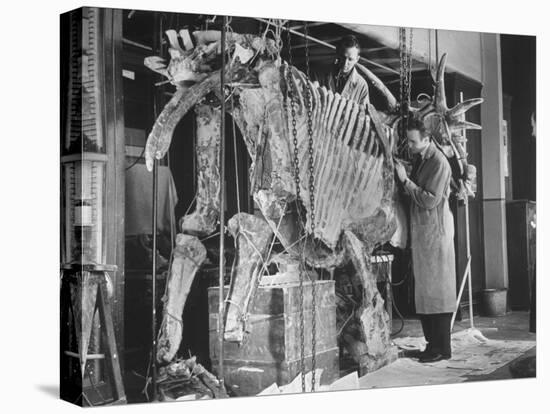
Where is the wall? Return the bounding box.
[501,34,536,201]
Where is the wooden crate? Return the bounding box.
[208,280,339,396]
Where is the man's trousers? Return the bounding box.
[420,313,452,356]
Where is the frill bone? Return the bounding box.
[409,53,483,198]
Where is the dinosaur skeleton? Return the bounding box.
[145,28,483,367]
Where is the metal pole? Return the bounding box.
[252,17,400,75]
[450,92,474,332]
[451,256,471,329]
[217,15,228,386]
[460,91,475,329]
[151,159,158,401]
[149,14,164,402]
[465,192,474,329]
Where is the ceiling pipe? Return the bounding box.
[252,17,400,75]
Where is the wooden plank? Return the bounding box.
[97,276,127,403]
[101,7,126,364]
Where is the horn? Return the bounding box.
[145,71,222,171]
[417,102,435,119]
[447,98,484,118]
[434,53,448,112]
[144,56,169,78]
[179,29,194,51]
[388,113,401,129]
[165,29,185,57]
[355,63,398,112]
[449,120,482,131]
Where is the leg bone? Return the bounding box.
[223,213,273,342]
[157,234,206,363]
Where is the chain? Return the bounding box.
[407,28,413,108]
[303,21,317,392]
[398,28,414,158]
[285,21,307,394]
[399,28,405,149]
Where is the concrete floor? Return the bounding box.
[124,311,536,402]
[395,310,536,343]
[358,310,536,387]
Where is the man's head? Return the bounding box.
[336,35,361,74]
[406,117,431,154]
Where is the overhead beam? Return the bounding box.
[290,21,329,30]
[289,37,343,50]
[253,17,400,75]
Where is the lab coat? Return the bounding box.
[403,141,457,314]
[312,66,370,108]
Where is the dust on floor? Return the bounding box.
[359,328,535,388]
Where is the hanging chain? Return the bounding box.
[285,21,307,394]
[398,28,414,158]
[407,29,413,107]
[303,21,317,393]
[398,28,405,150]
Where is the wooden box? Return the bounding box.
[208,280,338,396]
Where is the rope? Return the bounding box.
[336,304,356,337]
[277,233,308,257]
[224,298,244,319]
[230,81,241,215]
[265,201,287,266]
[237,228,271,276]
[199,231,221,243]
[125,146,146,170]
[182,193,198,219]
[165,311,184,328]
[381,259,406,336]
[223,226,272,335]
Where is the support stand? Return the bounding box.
[451,92,476,332]
[217,15,228,388]
[60,264,126,406]
[151,159,159,402]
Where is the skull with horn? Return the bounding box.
[408,53,483,199]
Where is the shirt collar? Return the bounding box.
[337,67,355,81]
[346,67,357,85]
[419,140,435,160]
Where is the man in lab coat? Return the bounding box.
[314,35,370,108]
[394,118,457,363]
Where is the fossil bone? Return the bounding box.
[144,30,483,369]
[157,234,206,363]
[224,213,274,342]
[179,105,221,236]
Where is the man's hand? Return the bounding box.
[395,161,408,183]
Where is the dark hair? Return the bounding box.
[336,35,360,56]
[406,117,428,135]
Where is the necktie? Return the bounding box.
[411,154,422,179]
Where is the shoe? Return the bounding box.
[412,344,434,359]
[418,352,451,363]
[403,349,424,358]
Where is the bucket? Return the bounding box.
[481,288,507,316]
